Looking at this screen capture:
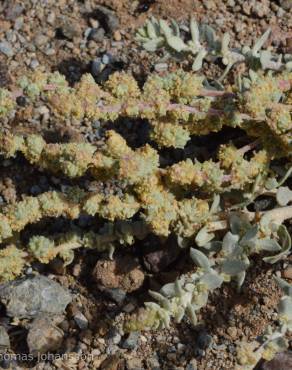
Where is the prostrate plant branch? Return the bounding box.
[0,68,291,152]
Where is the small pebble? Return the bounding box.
[74,312,89,330]
[104,288,126,304]
[88,28,105,43]
[30,59,39,70]
[0,41,14,57]
[91,58,103,77]
[102,53,113,65]
[121,331,140,350]
[113,30,121,41]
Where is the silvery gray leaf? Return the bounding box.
[221,259,249,275]
[240,225,258,244]
[229,214,242,234]
[274,276,292,297]
[149,290,168,304]
[190,248,211,271]
[235,271,246,289]
[260,50,272,69]
[136,35,150,43]
[265,177,279,190]
[276,186,292,206]
[175,279,184,297]
[263,250,290,264]
[146,20,158,39]
[257,238,282,252]
[252,28,271,55]
[260,212,274,233]
[170,19,180,37]
[222,232,239,254]
[137,27,147,38]
[190,18,200,47]
[221,33,230,55]
[186,303,197,325]
[143,38,165,52]
[174,306,185,323]
[159,19,173,37]
[145,301,161,311]
[286,61,292,71]
[195,226,215,247]
[160,283,176,297]
[192,48,207,71]
[263,225,291,263]
[249,69,258,83]
[278,296,292,320]
[200,272,224,290]
[201,24,216,49]
[278,225,291,250]
[150,16,159,28]
[166,36,188,52]
[201,241,222,252]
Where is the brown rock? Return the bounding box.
[27,317,64,356]
[92,255,144,293]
